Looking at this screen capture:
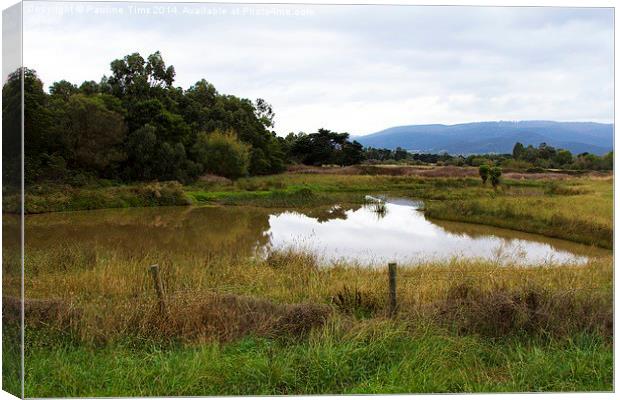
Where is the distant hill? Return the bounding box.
[355,121,613,155]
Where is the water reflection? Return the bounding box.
[24,200,610,266]
[266,201,608,265]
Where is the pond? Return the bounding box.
[22,198,609,266]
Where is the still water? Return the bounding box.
[24,199,609,266]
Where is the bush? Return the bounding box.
[478,165,490,184]
[435,282,611,338]
[192,129,251,179]
[489,167,502,188]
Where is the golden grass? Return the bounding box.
[3,174,612,344]
[11,244,612,343]
[424,176,613,248]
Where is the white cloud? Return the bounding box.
[23,2,613,135]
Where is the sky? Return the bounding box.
[21,2,614,136]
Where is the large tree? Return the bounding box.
[289,128,361,166]
[53,94,127,175]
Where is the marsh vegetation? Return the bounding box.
[2,52,614,396]
[2,170,613,396]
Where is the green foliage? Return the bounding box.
[52,94,127,175]
[9,52,287,186]
[478,164,490,184]
[555,149,573,165]
[510,142,612,170]
[49,80,78,100]
[364,141,610,173]
[288,129,364,166]
[489,167,502,188]
[512,142,525,159]
[192,130,251,179]
[2,68,25,187]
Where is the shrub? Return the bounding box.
[192,129,251,179]
[489,167,502,188]
[435,282,611,338]
[478,165,490,184]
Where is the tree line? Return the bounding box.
[2,51,612,187]
[2,52,366,186]
[362,142,613,171]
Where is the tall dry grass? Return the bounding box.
[9,245,612,344]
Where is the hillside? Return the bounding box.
[355,121,613,155]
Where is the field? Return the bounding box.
[2,167,614,396]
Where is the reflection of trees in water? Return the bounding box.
[26,206,273,258]
[281,204,362,223]
[302,204,361,223]
[25,203,367,260]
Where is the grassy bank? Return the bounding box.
[8,170,613,251]
[5,181,191,214]
[5,242,613,395]
[425,178,613,249]
[16,167,599,213]
[185,173,613,248]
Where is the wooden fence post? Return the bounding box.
[388,262,397,317]
[149,264,167,315]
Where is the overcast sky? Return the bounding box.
[22,2,613,135]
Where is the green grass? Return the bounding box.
[2,325,21,398]
[187,174,488,204]
[20,326,611,397]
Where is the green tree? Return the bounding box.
[289,128,357,166]
[49,80,78,100]
[554,149,573,166]
[124,124,159,180]
[254,98,275,128]
[393,147,409,161]
[192,129,250,179]
[512,142,525,159]
[13,68,55,183]
[107,51,175,99]
[78,80,101,95]
[490,167,502,188]
[2,68,25,185]
[339,140,365,166]
[537,143,557,159]
[54,94,127,174]
[12,51,289,184]
[478,164,490,184]
[602,152,613,170]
